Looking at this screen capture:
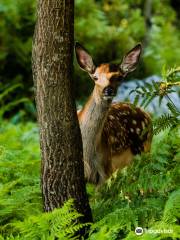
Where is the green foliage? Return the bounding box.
[153,114,178,135]
[163,189,180,224]
[0,122,90,240]
[89,127,180,239]
[0,0,36,119]
[9,200,89,240]
[131,66,180,134]
[0,200,89,240]
[0,122,41,229]
[144,1,180,75]
[0,120,179,239]
[0,83,30,120]
[1,0,180,117]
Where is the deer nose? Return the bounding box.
[103,86,115,97]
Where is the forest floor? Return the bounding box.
[0,121,179,239]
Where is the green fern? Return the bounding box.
[163,189,180,224]
[0,200,90,240]
[0,122,41,230]
[7,199,90,240]
[0,84,29,119]
[153,114,179,135]
[89,127,180,239]
[89,207,137,240]
[0,121,179,239]
[131,66,180,108]
[161,65,180,83]
[131,66,180,134]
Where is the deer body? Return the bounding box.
[75,43,152,184]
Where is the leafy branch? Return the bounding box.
[130,66,180,134]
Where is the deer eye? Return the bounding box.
[93,76,98,81]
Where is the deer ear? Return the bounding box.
[75,42,96,74]
[120,44,142,75]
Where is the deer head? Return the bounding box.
[75,42,142,100]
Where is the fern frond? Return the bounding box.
[166,102,180,117]
[10,199,90,240]
[0,84,23,102]
[163,65,180,83]
[131,65,180,110]
[153,114,179,135]
[163,189,180,224]
[0,98,29,118]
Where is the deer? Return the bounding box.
[75,43,152,185]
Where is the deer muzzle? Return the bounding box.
[103,86,116,99]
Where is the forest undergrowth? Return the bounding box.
[0,121,179,239]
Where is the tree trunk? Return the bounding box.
[143,0,152,47]
[32,0,92,226]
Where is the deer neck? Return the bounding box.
[78,86,112,183]
[79,86,111,139]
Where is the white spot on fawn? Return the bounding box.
[141,121,145,129]
[136,128,141,134]
[109,115,115,120]
[110,136,115,143]
[130,128,134,133]
[144,118,148,124]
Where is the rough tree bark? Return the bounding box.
[32,0,92,225]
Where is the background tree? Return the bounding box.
[0,0,180,118]
[32,0,92,228]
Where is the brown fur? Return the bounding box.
[76,44,152,184]
[78,89,152,184]
[101,103,152,178]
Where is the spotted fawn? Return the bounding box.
[76,43,152,184]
